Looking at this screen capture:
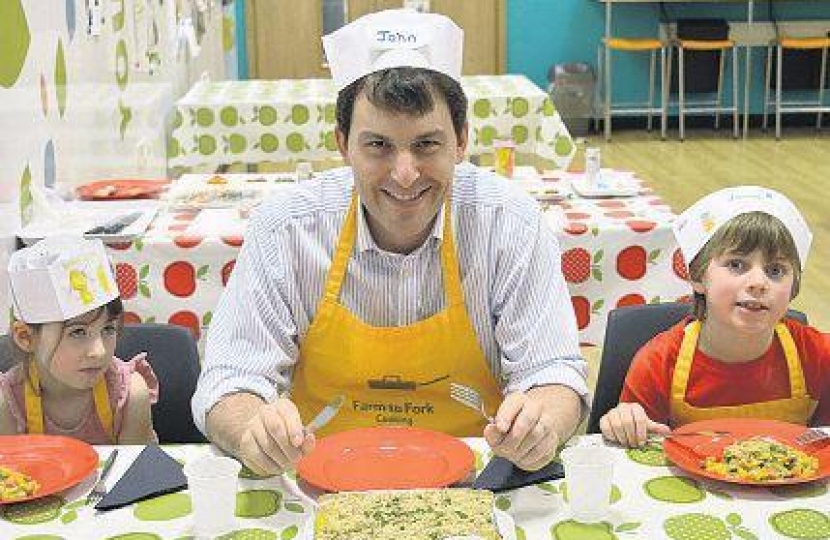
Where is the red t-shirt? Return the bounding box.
[620,318,830,427]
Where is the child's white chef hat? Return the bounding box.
[322,8,463,91]
[672,186,812,270]
[8,236,119,324]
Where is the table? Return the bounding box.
[2,437,828,539]
[102,171,688,348]
[544,171,689,345]
[168,75,577,172]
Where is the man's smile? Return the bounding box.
[383,186,431,202]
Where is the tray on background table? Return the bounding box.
[18,201,159,245]
[570,169,641,198]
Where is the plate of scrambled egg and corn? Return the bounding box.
[303,488,515,540]
[663,418,830,486]
[0,435,98,504]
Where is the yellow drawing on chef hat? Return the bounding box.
[700,211,717,233]
[97,264,113,294]
[69,269,94,305]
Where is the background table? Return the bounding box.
[545,170,690,345]
[168,75,577,172]
[2,437,828,539]
[103,171,689,348]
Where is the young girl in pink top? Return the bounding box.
[1,236,158,444]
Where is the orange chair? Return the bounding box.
[763,36,830,139]
[599,37,669,141]
[676,38,740,141]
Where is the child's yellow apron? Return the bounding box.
[24,361,115,441]
[290,194,503,437]
[670,321,817,426]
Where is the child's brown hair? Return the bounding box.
[8,298,125,367]
[687,212,802,320]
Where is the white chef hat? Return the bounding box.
[8,236,119,324]
[322,8,463,91]
[672,186,812,270]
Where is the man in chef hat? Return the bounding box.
[195,9,588,476]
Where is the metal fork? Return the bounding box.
[649,430,731,444]
[795,427,830,446]
[449,382,494,424]
[86,449,119,506]
[663,430,731,440]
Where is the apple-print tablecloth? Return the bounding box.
[2,438,828,539]
[168,75,576,173]
[544,171,690,346]
[101,172,689,348]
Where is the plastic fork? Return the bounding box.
[449,382,494,424]
[795,427,830,446]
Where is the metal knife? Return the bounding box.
[305,395,345,434]
[85,211,144,235]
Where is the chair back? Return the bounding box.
[0,335,13,373]
[116,323,207,443]
[586,302,808,434]
[0,323,206,443]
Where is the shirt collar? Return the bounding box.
[355,194,446,254]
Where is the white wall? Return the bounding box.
[0,0,227,331]
[0,0,225,200]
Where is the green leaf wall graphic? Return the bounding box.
[112,0,125,31]
[116,39,129,90]
[19,165,33,226]
[119,99,133,139]
[0,0,31,88]
[55,39,67,117]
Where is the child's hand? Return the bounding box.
[599,402,670,448]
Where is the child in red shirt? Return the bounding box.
[600,186,830,447]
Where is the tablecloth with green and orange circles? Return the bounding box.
[2,438,828,539]
[167,75,576,173]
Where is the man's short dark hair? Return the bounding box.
[336,67,467,140]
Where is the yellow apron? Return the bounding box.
[290,193,503,437]
[670,321,817,426]
[24,361,115,441]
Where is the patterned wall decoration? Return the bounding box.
[0,0,227,210]
[0,0,231,329]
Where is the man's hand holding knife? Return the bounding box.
[229,394,344,477]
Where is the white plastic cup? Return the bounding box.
[183,454,241,537]
[584,147,601,187]
[295,161,314,181]
[559,445,614,523]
